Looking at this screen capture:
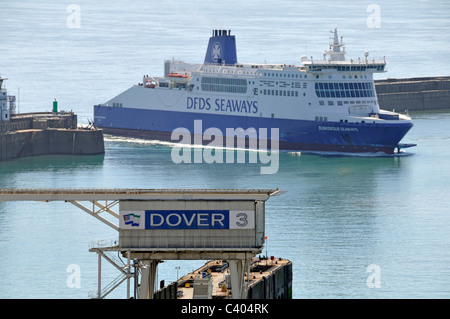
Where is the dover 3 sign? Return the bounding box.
[121,210,255,230]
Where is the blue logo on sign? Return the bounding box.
[145,210,230,229]
[123,213,141,227]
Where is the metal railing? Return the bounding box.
[89,238,119,250]
[89,273,130,299]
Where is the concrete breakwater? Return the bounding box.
[375,76,450,112]
[0,112,104,161]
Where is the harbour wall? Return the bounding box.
[0,112,78,132]
[0,112,104,161]
[0,128,104,161]
[375,76,450,112]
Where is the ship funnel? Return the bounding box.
[204,29,237,65]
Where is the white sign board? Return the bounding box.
[118,200,264,251]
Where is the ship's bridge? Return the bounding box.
[302,58,386,73]
[302,28,387,74]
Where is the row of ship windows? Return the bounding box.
[262,72,308,79]
[200,77,248,93]
[261,89,300,97]
[315,82,375,98]
[197,85,303,97]
[201,84,247,93]
[259,81,306,89]
[309,64,385,72]
[201,77,247,86]
[319,100,376,106]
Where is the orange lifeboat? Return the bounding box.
[145,80,156,88]
[168,72,188,78]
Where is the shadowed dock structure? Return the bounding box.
[0,188,291,299]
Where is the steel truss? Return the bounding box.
[0,188,281,299]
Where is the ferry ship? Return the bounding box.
[93,29,414,154]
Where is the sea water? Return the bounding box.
[0,0,449,298]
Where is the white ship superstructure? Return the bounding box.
[94,29,414,154]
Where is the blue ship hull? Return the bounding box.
[94,105,413,154]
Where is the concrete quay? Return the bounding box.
[375,76,450,112]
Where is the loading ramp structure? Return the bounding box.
[0,188,283,299]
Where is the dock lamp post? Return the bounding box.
[175,266,180,282]
[133,258,139,299]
